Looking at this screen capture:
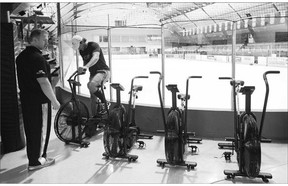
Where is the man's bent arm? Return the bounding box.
[84,51,100,68]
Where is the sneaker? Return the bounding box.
[28,157,55,171]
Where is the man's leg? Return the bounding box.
[90,90,98,116]
[88,72,109,103]
[21,101,43,166]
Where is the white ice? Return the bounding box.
[62,56,287,111]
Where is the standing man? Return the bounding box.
[16,29,60,171]
[72,35,110,117]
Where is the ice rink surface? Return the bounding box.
[64,56,287,111]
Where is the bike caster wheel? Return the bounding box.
[157,162,165,169]
[224,152,231,161]
[189,145,198,153]
[137,141,145,148]
[104,155,109,160]
[262,177,269,183]
[127,155,138,163]
[102,152,110,160]
[80,141,90,148]
[128,157,136,162]
[227,174,235,179]
[186,163,196,171]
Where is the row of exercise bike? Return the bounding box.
[53,69,280,183]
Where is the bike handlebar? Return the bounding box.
[219,77,244,86]
[188,76,202,79]
[133,76,148,79]
[149,71,166,128]
[259,70,280,137]
[150,71,163,80]
[264,71,280,79]
[68,69,87,81]
[219,77,232,80]
[150,71,161,75]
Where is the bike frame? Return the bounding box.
[222,70,279,182]
[127,76,148,125]
[67,70,87,141]
[184,76,202,144]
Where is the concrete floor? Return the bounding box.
[1,112,287,184]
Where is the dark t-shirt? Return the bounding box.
[79,42,109,77]
[16,46,50,103]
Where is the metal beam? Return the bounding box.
[161,23,165,107]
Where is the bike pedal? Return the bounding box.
[189,145,198,153]
[223,151,231,161]
[137,141,145,148]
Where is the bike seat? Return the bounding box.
[166,84,179,92]
[177,93,190,101]
[111,83,125,91]
[133,85,143,92]
[240,86,255,95]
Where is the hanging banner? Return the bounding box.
[244,19,248,28]
[237,20,241,29]
[252,18,256,27]
[265,14,270,26]
[256,17,261,27]
[261,16,265,26]
[214,24,217,32]
[225,21,228,31]
[270,13,275,24]
[275,12,281,24]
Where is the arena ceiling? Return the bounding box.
[8,2,288,36]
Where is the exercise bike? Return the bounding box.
[220,70,280,182]
[150,71,201,171]
[54,70,107,147]
[102,75,152,162]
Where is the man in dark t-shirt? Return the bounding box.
[72,35,110,116]
[16,29,60,171]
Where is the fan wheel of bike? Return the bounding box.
[103,107,125,157]
[242,114,261,178]
[165,110,183,165]
[54,100,89,143]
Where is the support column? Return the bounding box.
[107,14,112,101]
[73,3,80,93]
[57,3,64,87]
[231,21,237,111]
[232,21,236,79]
[161,24,165,107]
